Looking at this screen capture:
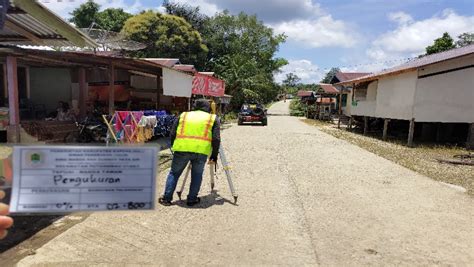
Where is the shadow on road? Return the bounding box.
[0,214,62,253]
[237,124,266,127]
[266,113,289,116]
[175,190,238,209]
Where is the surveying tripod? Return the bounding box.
[176,145,238,203]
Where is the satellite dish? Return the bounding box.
[80,24,147,51]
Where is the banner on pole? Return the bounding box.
[192,73,225,97]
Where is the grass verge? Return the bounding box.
[302,119,474,196]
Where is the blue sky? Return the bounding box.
[43,0,474,83]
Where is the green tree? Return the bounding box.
[283,73,301,87]
[96,8,132,32]
[163,1,209,35]
[456,32,474,47]
[425,32,455,55]
[320,67,340,84]
[69,0,99,28]
[122,11,208,67]
[205,11,287,106]
[282,73,301,95]
[70,2,131,32]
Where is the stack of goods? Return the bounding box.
[137,115,157,142]
[143,110,176,137]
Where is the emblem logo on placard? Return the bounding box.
[26,151,45,167]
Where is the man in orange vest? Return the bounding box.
[159,99,221,206]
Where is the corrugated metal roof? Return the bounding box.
[335,72,371,82]
[144,58,180,67]
[337,45,474,85]
[297,90,313,97]
[173,64,197,73]
[7,13,59,37]
[0,0,97,47]
[319,83,339,94]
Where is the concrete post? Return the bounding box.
[383,119,390,141]
[6,56,20,143]
[349,116,353,131]
[408,118,415,147]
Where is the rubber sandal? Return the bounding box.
[158,197,172,206]
[186,197,201,206]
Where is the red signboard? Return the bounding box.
[192,73,225,97]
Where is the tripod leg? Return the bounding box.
[176,163,191,200]
[210,162,215,191]
[219,146,238,203]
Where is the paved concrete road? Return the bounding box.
[15,101,473,266]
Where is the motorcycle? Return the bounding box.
[65,116,108,143]
[79,116,108,143]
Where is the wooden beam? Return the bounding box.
[338,91,342,129]
[363,116,368,135]
[156,75,160,110]
[78,68,87,118]
[349,116,353,131]
[3,64,7,99]
[0,36,30,42]
[25,66,30,99]
[408,118,415,147]
[157,76,163,109]
[6,56,20,142]
[467,123,474,150]
[383,119,390,141]
[24,55,84,67]
[436,123,442,142]
[4,20,43,44]
[108,64,115,115]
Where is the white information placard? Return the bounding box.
[9,146,158,214]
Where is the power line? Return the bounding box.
[282,57,415,73]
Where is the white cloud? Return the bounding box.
[272,15,357,48]
[388,11,414,26]
[368,9,474,61]
[170,0,220,17]
[173,0,321,22]
[43,0,145,18]
[43,0,357,49]
[274,59,323,84]
[167,0,357,48]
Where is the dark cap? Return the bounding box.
[193,99,211,112]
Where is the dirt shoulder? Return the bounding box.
[302,119,474,195]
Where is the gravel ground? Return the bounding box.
[7,101,474,266]
[304,119,474,195]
